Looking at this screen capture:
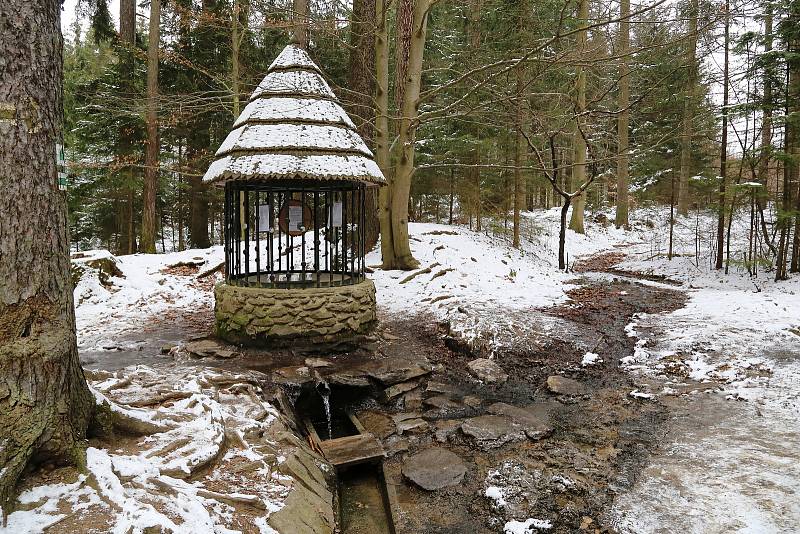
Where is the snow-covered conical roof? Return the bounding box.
[203,44,385,186]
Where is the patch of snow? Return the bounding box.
[504,518,553,533]
[581,352,601,366]
[485,486,507,508]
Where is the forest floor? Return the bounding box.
[4,207,800,534]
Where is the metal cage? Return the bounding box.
[223,180,369,289]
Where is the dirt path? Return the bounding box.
[365,266,686,533]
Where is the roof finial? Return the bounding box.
[291,0,309,49]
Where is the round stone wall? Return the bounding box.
[214,279,377,346]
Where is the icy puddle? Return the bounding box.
[612,359,800,533]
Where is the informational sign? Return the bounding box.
[331,201,343,228]
[258,204,272,231]
[56,143,67,191]
[278,199,311,236]
[288,205,304,232]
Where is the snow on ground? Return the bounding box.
[604,207,800,533]
[2,365,290,534]
[51,203,800,533]
[367,212,640,354]
[73,246,223,352]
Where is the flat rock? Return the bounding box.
[272,365,312,386]
[463,395,482,408]
[364,357,432,386]
[325,369,371,388]
[184,339,240,360]
[460,415,525,450]
[434,420,462,443]
[403,389,423,411]
[546,375,586,396]
[380,380,419,402]
[305,357,334,368]
[423,395,463,412]
[357,411,395,439]
[396,418,428,435]
[385,435,410,456]
[402,448,467,491]
[487,402,553,440]
[425,381,460,395]
[467,358,508,383]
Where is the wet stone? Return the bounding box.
[380,380,419,402]
[426,381,460,395]
[396,418,428,435]
[423,395,463,412]
[546,375,586,396]
[357,411,396,439]
[460,415,525,450]
[487,402,553,440]
[403,388,423,411]
[272,365,312,386]
[467,358,508,383]
[184,339,240,360]
[305,357,334,368]
[364,357,432,386]
[402,448,467,491]
[385,435,410,456]
[434,420,462,443]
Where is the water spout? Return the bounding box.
[314,372,332,440]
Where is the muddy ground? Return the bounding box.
[22,257,689,534]
[219,259,687,533]
[369,276,685,533]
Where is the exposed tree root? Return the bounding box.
[400,262,441,284]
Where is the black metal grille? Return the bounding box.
[223,180,368,288]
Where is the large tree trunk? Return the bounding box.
[0,0,93,511]
[757,3,776,255]
[292,0,309,48]
[677,0,699,216]
[119,0,137,255]
[346,0,380,251]
[715,0,729,270]
[376,0,395,268]
[615,0,630,228]
[390,0,433,270]
[512,0,527,248]
[783,2,800,276]
[569,0,589,234]
[189,176,211,248]
[119,0,136,44]
[140,0,160,253]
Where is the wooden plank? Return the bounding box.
[319,433,385,468]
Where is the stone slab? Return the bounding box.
[401,448,467,491]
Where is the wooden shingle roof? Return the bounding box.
[203,44,385,186]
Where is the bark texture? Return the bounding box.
[569,0,589,234]
[119,0,136,44]
[0,0,93,512]
[346,0,380,251]
[292,0,309,48]
[391,0,434,269]
[375,0,394,267]
[141,0,160,253]
[615,0,630,228]
[677,0,698,216]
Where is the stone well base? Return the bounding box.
[214,279,377,346]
